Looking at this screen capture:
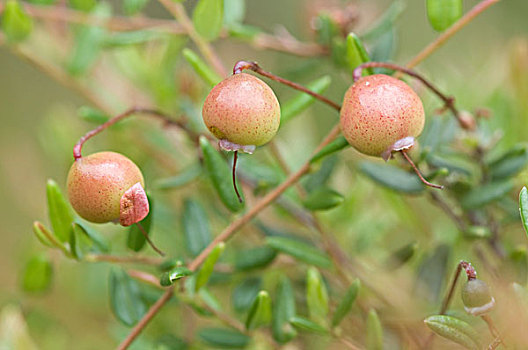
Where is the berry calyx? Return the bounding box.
[340,74,425,160]
[67,151,149,226]
[202,72,281,152]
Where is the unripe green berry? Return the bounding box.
[340,74,425,158]
[67,151,148,225]
[202,73,281,151]
[461,278,495,316]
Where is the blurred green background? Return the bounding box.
[0,0,527,348]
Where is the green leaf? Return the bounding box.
[22,254,53,293]
[154,164,202,190]
[245,291,272,330]
[46,179,74,243]
[182,49,222,87]
[460,180,514,209]
[32,221,54,248]
[192,0,224,41]
[303,186,344,211]
[280,76,332,124]
[426,0,463,32]
[223,0,245,26]
[123,0,148,16]
[359,161,425,194]
[227,23,261,39]
[463,226,492,240]
[520,187,528,237]
[67,4,110,75]
[266,236,332,268]
[232,277,261,312]
[154,334,188,350]
[69,0,96,11]
[314,14,340,46]
[387,242,418,269]
[417,245,450,301]
[366,309,383,350]
[127,195,154,252]
[200,136,244,212]
[331,279,360,327]
[345,33,372,74]
[306,267,329,324]
[109,269,147,326]
[304,156,338,193]
[198,328,250,349]
[424,315,480,350]
[77,106,109,124]
[310,136,349,164]
[182,199,212,256]
[289,316,328,335]
[234,246,277,271]
[160,267,193,286]
[103,30,165,47]
[1,0,33,42]
[272,276,297,343]
[487,144,528,180]
[195,242,225,292]
[361,0,405,40]
[74,219,110,253]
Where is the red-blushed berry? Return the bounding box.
[67,151,148,226]
[202,73,280,153]
[340,74,425,160]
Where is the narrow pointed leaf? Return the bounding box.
[154,163,202,190]
[234,246,277,271]
[2,0,33,42]
[289,316,328,335]
[331,279,360,327]
[426,0,463,32]
[266,236,332,268]
[46,179,74,243]
[361,0,406,40]
[74,219,109,252]
[77,106,109,124]
[192,0,224,41]
[519,187,528,237]
[22,254,53,293]
[160,267,193,286]
[460,181,514,209]
[195,242,225,292]
[200,136,244,212]
[223,0,245,26]
[345,33,372,74]
[127,195,154,252]
[272,276,297,343]
[246,291,272,330]
[109,269,147,326]
[366,309,383,350]
[182,199,212,256]
[359,161,425,194]
[123,0,148,16]
[487,144,528,180]
[424,315,480,350]
[281,76,331,123]
[387,242,418,269]
[32,221,54,248]
[233,277,261,312]
[310,136,349,164]
[303,187,344,211]
[182,48,222,87]
[306,267,329,323]
[198,328,250,349]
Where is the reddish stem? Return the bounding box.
[232,60,341,112]
[232,151,242,203]
[400,151,443,189]
[353,62,468,130]
[73,107,196,160]
[135,222,165,257]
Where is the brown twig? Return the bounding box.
[253,32,328,57]
[400,151,443,189]
[85,253,163,266]
[405,0,501,69]
[157,0,228,77]
[233,60,341,112]
[117,124,342,350]
[127,269,162,288]
[72,107,196,160]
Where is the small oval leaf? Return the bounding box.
[266,236,332,269]
[200,136,244,212]
[331,279,360,327]
[46,179,74,243]
[198,328,250,349]
[359,161,425,194]
[289,316,328,335]
[234,246,277,271]
[1,0,33,42]
[303,186,344,211]
[281,76,332,124]
[233,277,261,313]
[160,267,193,286]
[520,187,528,237]
[310,136,349,164]
[272,276,297,343]
[182,48,222,87]
[306,267,329,323]
[195,242,225,292]
[182,199,212,257]
[461,181,514,209]
[22,254,53,293]
[192,0,224,41]
[426,0,463,32]
[245,291,272,330]
[424,315,480,350]
[366,309,383,350]
[346,33,372,74]
[109,269,147,326]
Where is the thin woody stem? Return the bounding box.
[232,151,242,203]
[353,62,466,129]
[481,315,506,348]
[72,107,197,160]
[136,222,165,257]
[400,151,443,189]
[233,60,341,112]
[85,254,163,266]
[117,124,342,350]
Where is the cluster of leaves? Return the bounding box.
[3,0,528,349]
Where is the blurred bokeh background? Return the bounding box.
[0,0,527,348]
